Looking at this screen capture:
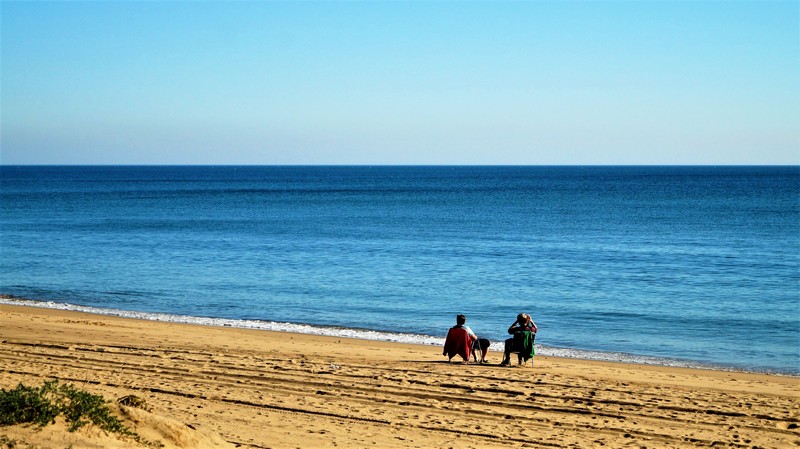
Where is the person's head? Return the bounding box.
[516,313,528,325]
[456,314,466,325]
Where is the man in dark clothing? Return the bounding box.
[500,313,537,366]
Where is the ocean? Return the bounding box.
[1,165,798,375]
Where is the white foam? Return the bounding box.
[1,296,792,375]
[0,296,445,346]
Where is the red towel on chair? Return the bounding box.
[443,327,472,362]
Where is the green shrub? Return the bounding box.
[0,382,60,428]
[0,381,131,434]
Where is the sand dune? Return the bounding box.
[1,304,797,448]
[1,404,234,449]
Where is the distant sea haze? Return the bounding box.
[1,165,798,375]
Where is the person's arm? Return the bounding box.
[507,323,521,335]
[530,320,538,333]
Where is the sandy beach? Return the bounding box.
[0,304,797,448]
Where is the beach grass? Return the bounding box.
[0,380,134,434]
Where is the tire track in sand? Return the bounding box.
[2,340,797,448]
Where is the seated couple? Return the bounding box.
[442,314,490,364]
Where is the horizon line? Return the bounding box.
[2,163,799,168]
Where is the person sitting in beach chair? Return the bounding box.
[510,327,536,366]
[456,314,491,363]
[500,313,537,366]
[443,314,480,364]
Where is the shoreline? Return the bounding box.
[1,303,798,448]
[0,294,795,377]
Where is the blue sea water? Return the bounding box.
[1,165,798,375]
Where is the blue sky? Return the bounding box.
[2,1,798,165]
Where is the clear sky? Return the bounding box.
[2,1,798,165]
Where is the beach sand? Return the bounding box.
[1,304,797,448]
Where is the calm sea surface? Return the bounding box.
[1,166,798,374]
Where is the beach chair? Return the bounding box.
[510,331,535,367]
[443,327,473,363]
